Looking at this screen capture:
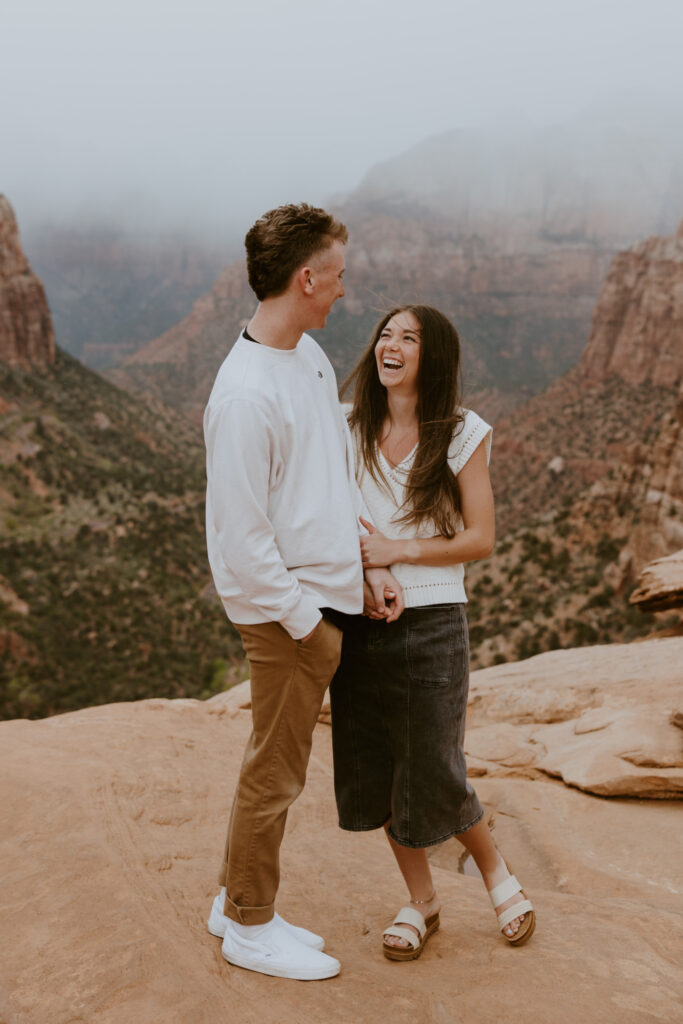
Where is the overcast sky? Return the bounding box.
[3,0,683,241]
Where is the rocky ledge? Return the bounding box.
[1,636,681,1023]
[220,635,683,799]
[630,549,683,612]
[464,636,683,799]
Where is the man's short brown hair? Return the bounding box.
[245,203,348,301]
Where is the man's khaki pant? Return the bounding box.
[218,616,343,925]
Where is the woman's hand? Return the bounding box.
[359,518,401,568]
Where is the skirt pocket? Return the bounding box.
[407,604,468,687]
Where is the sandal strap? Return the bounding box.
[383,925,421,950]
[488,874,522,909]
[386,905,427,938]
[497,899,534,929]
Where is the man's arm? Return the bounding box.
[206,399,321,640]
[338,404,373,528]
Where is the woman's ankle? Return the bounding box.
[409,888,435,904]
[479,853,509,889]
[409,890,440,915]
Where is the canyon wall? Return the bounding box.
[0,196,55,368]
[25,224,228,369]
[580,221,683,388]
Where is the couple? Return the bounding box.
[203,203,535,981]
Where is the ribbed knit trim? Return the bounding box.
[402,581,468,607]
[448,415,492,473]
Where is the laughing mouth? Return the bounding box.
[383,359,403,369]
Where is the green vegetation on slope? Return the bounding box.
[465,500,675,670]
[0,350,242,720]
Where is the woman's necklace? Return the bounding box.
[380,421,419,468]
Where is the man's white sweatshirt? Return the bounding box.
[204,333,365,639]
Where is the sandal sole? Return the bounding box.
[495,856,536,947]
[383,914,440,962]
[504,910,535,946]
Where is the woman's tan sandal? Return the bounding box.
[382,906,440,962]
[487,873,535,945]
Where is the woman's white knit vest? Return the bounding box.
[353,409,492,608]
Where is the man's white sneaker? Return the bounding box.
[220,918,340,981]
[207,889,325,951]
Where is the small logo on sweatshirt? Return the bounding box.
[317,370,323,379]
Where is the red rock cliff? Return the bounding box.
[616,390,683,572]
[580,221,683,387]
[0,195,55,367]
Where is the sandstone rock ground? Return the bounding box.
[2,636,682,1024]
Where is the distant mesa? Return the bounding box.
[104,115,683,424]
[106,259,254,425]
[350,111,683,246]
[25,223,229,370]
[0,195,55,368]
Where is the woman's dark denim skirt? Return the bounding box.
[329,603,483,849]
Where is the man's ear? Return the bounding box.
[296,265,314,295]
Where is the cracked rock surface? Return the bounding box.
[1,636,681,1023]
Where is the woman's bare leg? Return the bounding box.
[383,818,527,944]
[456,818,527,936]
[382,824,441,948]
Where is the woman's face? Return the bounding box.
[374,310,421,396]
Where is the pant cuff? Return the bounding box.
[223,892,275,926]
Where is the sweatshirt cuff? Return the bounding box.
[282,599,323,641]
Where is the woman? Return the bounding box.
[330,305,535,961]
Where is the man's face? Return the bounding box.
[307,240,346,328]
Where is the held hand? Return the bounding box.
[359,517,399,568]
[364,567,405,622]
[363,579,388,619]
[381,571,404,623]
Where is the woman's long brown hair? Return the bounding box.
[340,305,465,538]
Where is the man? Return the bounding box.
[203,203,403,980]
